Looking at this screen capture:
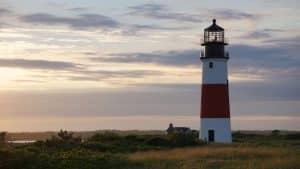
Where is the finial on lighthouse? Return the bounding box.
[213,19,216,24]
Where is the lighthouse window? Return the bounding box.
[209,62,214,68]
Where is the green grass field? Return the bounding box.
[1,131,300,169]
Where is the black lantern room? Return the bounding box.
[201,19,228,59]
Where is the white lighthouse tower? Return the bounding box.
[200,19,232,143]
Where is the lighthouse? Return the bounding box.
[200,19,232,143]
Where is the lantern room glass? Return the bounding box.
[204,31,224,43]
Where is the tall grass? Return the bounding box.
[128,145,300,169]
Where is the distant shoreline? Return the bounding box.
[4,130,300,141]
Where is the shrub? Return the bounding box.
[35,132,82,151]
[168,132,199,147]
[82,142,112,152]
[0,132,7,146]
[144,136,170,147]
[285,133,300,140]
[89,132,121,143]
[272,130,281,136]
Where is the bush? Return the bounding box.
[89,132,121,143]
[168,132,200,147]
[0,132,7,145]
[0,148,137,169]
[272,130,281,136]
[285,133,300,140]
[144,136,170,147]
[86,132,204,152]
[32,131,82,151]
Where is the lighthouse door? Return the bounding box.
[208,130,215,142]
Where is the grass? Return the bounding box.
[1,131,300,169]
[128,145,300,169]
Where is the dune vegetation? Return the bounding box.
[0,130,300,169]
[129,146,299,169]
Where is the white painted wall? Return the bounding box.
[201,58,228,84]
[200,118,232,143]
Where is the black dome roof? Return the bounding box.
[204,19,224,31]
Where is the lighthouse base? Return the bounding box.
[200,118,232,143]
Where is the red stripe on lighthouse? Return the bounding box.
[201,84,230,118]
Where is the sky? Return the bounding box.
[0,0,299,131]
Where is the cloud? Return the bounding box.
[1,82,299,120]
[139,79,300,102]
[208,9,258,20]
[0,58,163,82]
[18,12,184,33]
[89,40,300,81]
[240,29,284,39]
[90,43,299,69]
[228,43,300,80]
[46,1,69,8]
[90,50,200,67]
[19,13,120,29]
[0,8,13,27]
[119,24,188,36]
[263,29,284,32]
[0,8,11,16]
[69,70,163,82]
[230,80,300,101]
[128,3,258,23]
[264,35,300,47]
[0,58,77,70]
[127,3,202,23]
[130,24,187,31]
[241,31,272,39]
[229,44,300,69]
[67,7,89,12]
